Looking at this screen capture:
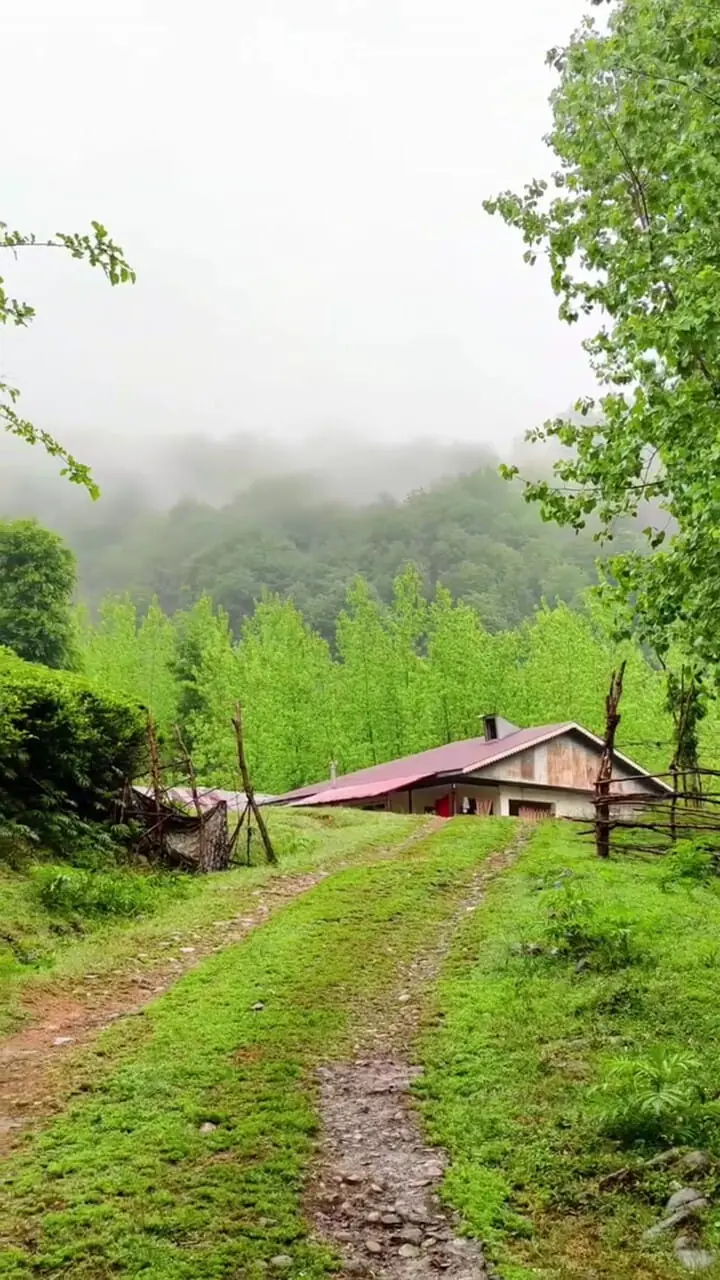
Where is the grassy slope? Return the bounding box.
[418,822,720,1280]
[0,808,417,1037]
[0,817,514,1279]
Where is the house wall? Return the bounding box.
[384,782,593,819]
[386,782,499,816]
[495,785,592,819]
[479,734,656,797]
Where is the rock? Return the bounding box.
[366,1212,381,1224]
[344,1173,363,1184]
[399,1226,424,1245]
[667,1188,707,1215]
[179,947,196,954]
[52,1036,74,1046]
[199,1122,217,1133]
[335,1230,355,1243]
[674,1240,716,1272]
[269,1256,293,1270]
[398,1244,420,1259]
[645,1203,708,1240]
[645,1148,683,1168]
[381,1213,402,1226]
[678,1151,712,1175]
[252,1001,265,1012]
[365,1239,383,1255]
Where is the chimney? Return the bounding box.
[483,715,520,742]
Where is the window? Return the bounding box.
[509,800,555,820]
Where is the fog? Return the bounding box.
[4,0,592,466]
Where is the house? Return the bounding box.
[274,716,669,820]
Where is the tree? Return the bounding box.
[237,596,336,791]
[485,0,720,668]
[1,220,134,494]
[426,587,494,743]
[0,519,77,668]
[335,578,400,769]
[78,595,178,734]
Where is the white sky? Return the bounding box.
[3,0,591,452]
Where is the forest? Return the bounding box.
[0,432,619,642]
[74,572,717,796]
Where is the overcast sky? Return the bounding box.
[4,0,592,453]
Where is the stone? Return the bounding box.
[645,1204,707,1240]
[269,1256,293,1270]
[678,1151,712,1175]
[667,1188,707,1215]
[365,1239,383,1255]
[199,1122,217,1133]
[365,1211,381,1224]
[179,946,196,954]
[335,1230,355,1243]
[398,1244,420,1259]
[252,1001,265,1012]
[399,1226,424,1245]
[52,1036,74,1046]
[381,1213,402,1226]
[344,1173,363,1184]
[674,1240,716,1272]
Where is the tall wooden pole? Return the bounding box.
[595,662,626,858]
[231,704,277,865]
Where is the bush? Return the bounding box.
[542,880,637,971]
[0,647,146,851]
[662,839,717,890]
[33,865,186,919]
[594,1047,705,1146]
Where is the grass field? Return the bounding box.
[0,817,514,1279]
[417,822,720,1279]
[0,808,418,1037]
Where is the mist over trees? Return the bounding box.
[0,429,641,643]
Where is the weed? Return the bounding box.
[661,839,717,890]
[32,865,187,919]
[542,880,637,971]
[594,1047,704,1146]
[0,822,38,869]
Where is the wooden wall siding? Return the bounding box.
[479,734,655,795]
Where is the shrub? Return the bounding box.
[542,880,637,971]
[0,647,146,851]
[33,865,186,919]
[594,1047,704,1146]
[661,839,717,890]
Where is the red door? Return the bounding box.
[435,794,451,818]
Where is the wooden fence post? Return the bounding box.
[595,662,626,858]
[231,704,278,865]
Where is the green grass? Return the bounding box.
[0,817,514,1279]
[417,822,720,1280]
[0,808,419,1037]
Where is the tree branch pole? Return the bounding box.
[174,725,205,865]
[232,704,277,865]
[595,662,626,859]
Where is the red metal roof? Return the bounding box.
[276,723,574,805]
[291,776,426,807]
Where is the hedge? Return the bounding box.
[0,647,146,838]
